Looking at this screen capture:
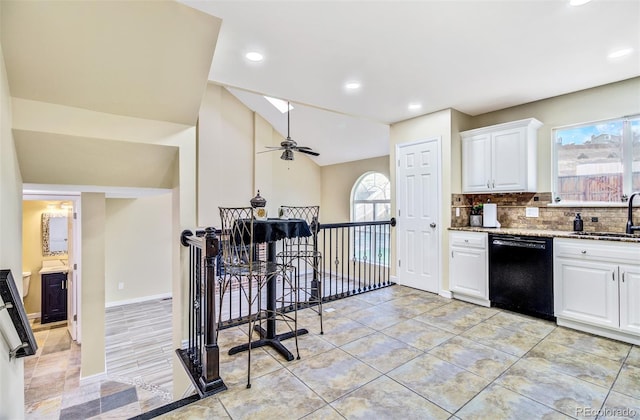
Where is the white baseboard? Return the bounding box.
[27,312,41,320]
[439,290,452,299]
[79,371,107,385]
[105,293,172,308]
[390,275,399,284]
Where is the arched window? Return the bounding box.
[351,172,391,222]
[351,172,391,265]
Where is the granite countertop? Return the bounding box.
[448,226,640,243]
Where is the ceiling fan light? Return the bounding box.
[281,149,294,161]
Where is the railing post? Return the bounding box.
[177,228,226,398]
[200,228,226,393]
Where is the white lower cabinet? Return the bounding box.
[620,264,640,335]
[554,238,640,345]
[449,231,489,307]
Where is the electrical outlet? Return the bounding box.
[591,217,598,222]
[118,282,124,290]
[456,207,460,217]
[525,207,539,218]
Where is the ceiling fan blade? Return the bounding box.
[264,146,283,149]
[297,148,320,156]
[257,148,284,154]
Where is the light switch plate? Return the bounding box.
[525,207,539,218]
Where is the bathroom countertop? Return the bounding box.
[448,226,640,243]
[39,259,69,274]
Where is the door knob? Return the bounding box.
[430,223,436,228]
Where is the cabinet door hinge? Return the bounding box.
[73,212,77,220]
[73,314,77,322]
[398,259,401,267]
[74,263,77,270]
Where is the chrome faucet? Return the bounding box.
[626,192,640,234]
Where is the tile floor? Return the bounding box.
[23,286,640,419]
[24,299,174,419]
[160,285,640,420]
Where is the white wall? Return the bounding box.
[12,99,195,390]
[467,77,640,191]
[105,194,172,305]
[0,40,25,419]
[198,84,322,228]
[320,156,390,223]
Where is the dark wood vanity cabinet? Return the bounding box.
[41,272,67,324]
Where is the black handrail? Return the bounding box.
[0,270,37,359]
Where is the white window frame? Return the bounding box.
[551,114,639,207]
[350,171,391,266]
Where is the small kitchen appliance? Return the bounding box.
[483,203,498,227]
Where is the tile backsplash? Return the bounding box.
[451,192,637,233]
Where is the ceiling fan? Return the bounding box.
[259,101,320,161]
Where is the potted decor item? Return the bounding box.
[250,190,268,220]
[470,203,483,227]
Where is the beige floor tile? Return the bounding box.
[429,336,518,380]
[612,364,640,399]
[600,391,640,419]
[217,368,326,419]
[526,341,623,389]
[331,375,450,419]
[158,398,230,419]
[626,346,640,368]
[456,383,571,420]
[544,327,631,362]
[317,316,376,347]
[413,301,497,334]
[301,404,344,420]
[388,353,490,413]
[341,331,423,373]
[495,358,609,418]
[347,303,412,330]
[382,318,454,350]
[288,347,381,402]
[461,322,544,357]
[484,310,556,338]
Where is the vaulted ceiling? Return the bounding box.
[185,0,640,165]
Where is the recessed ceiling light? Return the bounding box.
[345,81,361,90]
[245,51,264,62]
[408,103,422,111]
[569,0,591,6]
[264,96,293,113]
[608,48,633,59]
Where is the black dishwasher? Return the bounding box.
[488,234,554,321]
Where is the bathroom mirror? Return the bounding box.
[42,213,68,256]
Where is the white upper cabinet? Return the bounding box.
[461,118,542,193]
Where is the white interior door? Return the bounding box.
[397,139,440,293]
[66,199,80,341]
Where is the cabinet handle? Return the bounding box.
[581,250,587,254]
[492,180,495,188]
[622,272,625,283]
[612,271,615,281]
[487,181,490,188]
[464,239,469,243]
[451,250,454,258]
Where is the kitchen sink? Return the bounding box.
[570,231,639,238]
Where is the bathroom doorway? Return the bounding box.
[22,194,81,343]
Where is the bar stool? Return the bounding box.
[277,205,323,334]
[218,207,299,388]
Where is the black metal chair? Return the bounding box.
[277,205,323,334]
[217,207,299,388]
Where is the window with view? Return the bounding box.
[351,172,391,265]
[553,115,640,204]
